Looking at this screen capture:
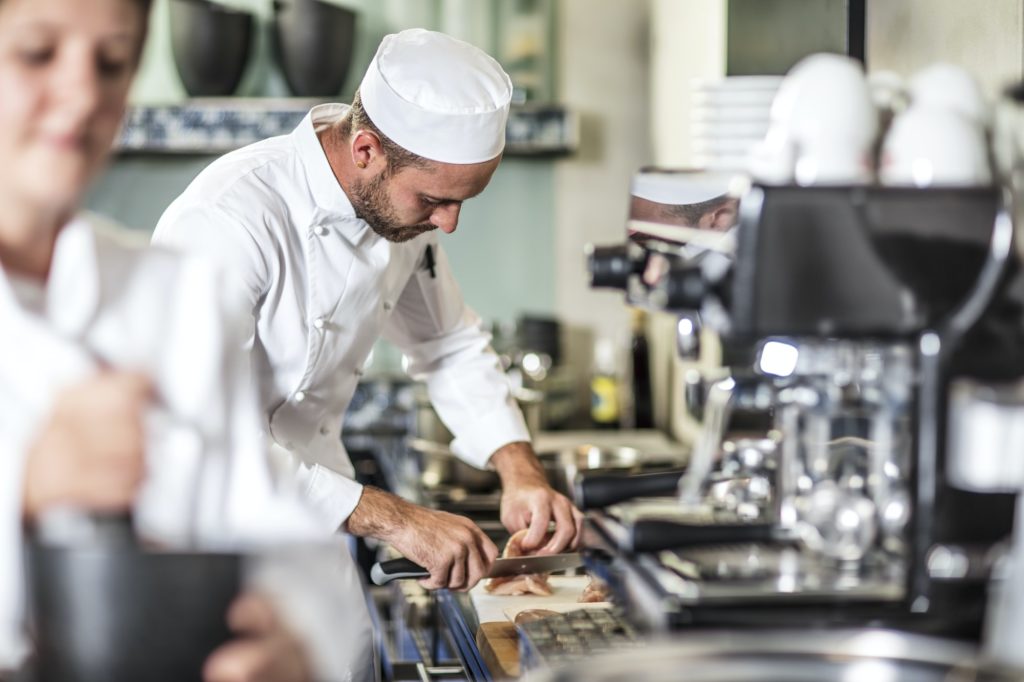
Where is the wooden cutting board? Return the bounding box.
[476,622,519,680]
[470,576,612,679]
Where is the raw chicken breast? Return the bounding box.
[485,529,554,596]
[578,577,610,603]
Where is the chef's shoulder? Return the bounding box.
[154,135,302,250]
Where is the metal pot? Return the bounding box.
[169,0,254,97]
[410,438,501,493]
[539,445,681,496]
[28,517,241,682]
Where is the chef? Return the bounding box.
[0,0,373,679]
[153,29,582,590]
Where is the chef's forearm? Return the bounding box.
[489,441,548,488]
[344,486,406,541]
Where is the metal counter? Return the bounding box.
[436,591,492,682]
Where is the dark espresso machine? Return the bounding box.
[582,169,1024,639]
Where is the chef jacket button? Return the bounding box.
[313,316,326,330]
[383,301,393,311]
[293,390,306,403]
[354,367,364,377]
[319,425,330,436]
[314,225,330,237]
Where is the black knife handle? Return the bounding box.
[370,558,430,585]
[628,519,774,553]
[574,469,685,510]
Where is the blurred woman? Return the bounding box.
[0,1,373,680]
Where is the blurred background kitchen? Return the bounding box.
[76,2,1024,679]
[88,0,1024,440]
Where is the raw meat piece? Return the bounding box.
[578,577,610,603]
[485,529,554,596]
[514,609,559,626]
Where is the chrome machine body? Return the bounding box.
[583,170,1024,637]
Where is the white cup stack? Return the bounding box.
[750,53,877,186]
[879,63,991,187]
[746,56,992,188]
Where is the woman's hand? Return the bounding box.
[22,371,152,519]
[203,593,312,682]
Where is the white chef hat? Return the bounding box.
[358,28,513,165]
[631,171,737,205]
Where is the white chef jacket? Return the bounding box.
[0,215,374,681]
[153,103,530,532]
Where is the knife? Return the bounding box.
[370,553,584,586]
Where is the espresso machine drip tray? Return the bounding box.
[614,547,911,632]
[584,506,908,632]
[647,543,905,603]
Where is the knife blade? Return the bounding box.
[370,553,584,586]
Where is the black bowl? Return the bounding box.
[273,0,357,97]
[170,0,254,97]
[29,539,241,682]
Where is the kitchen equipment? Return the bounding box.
[412,432,676,496]
[585,168,1024,637]
[169,0,254,97]
[523,629,1005,682]
[28,515,241,682]
[539,444,682,497]
[370,553,584,585]
[273,0,357,97]
[517,315,562,366]
[517,607,639,670]
[410,437,501,493]
[574,469,685,511]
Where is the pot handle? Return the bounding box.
[574,469,685,510]
[627,519,774,553]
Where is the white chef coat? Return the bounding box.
[153,103,530,532]
[0,215,374,681]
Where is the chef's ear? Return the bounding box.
[704,199,740,232]
[350,129,385,171]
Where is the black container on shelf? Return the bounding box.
[169,0,254,97]
[273,0,357,97]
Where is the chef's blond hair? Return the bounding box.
[342,90,432,175]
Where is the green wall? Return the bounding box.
[86,0,555,325]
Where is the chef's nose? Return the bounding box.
[431,203,461,234]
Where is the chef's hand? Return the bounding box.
[22,371,152,519]
[346,486,499,591]
[492,442,583,554]
[204,593,312,682]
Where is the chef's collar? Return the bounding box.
[292,103,361,222]
[0,216,100,337]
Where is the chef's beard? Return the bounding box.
[350,172,435,243]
